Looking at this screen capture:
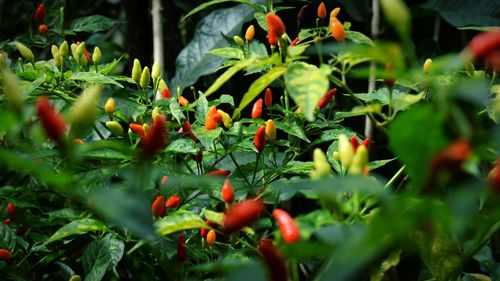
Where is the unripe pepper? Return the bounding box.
[37,96,66,144]
[178,96,189,106]
[318,88,337,108]
[34,4,46,25]
[6,202,15,216]
[217,109,232,128]
[272,209,301,244]
[151,195,166,218]
[252,98,263,119]
[206,229,216,246]
[207,169,231,177]
[80,53,88,66]
[38,24,48,35]
[423,58,432,74]
[104,97,115,114]
[258,239,287,281]
[140,66,150,89]
[177,233,188,262]
[264,88,272,107]
[223,199,264,233]
[221,179,235,203]
[141,114,167,157]
[0,249,12,261]
[245,25,255,42]
[76,42,86,58]
[201,220,213,238]
[151,61,161,81]
[254,125,266,153]
[131,59,142,83]
[69,275,81,281]
[329,9,345,42]
[1,69,24,109]
[233,36,245,48]
[348,144,368,175]
[317,2,327,19]
[166,195,181,209]
[70,43,78,60]
[265,119,276,142]
[59,41,69,56]
[0,52,5,68]
[310,148,332,180]
[106,121,123,136]
[70,85,102,134]
[51,45,59,58]
[338,134,354,169]
[54,52,63,69]
[92,47,101,65]
[14,42,34,61]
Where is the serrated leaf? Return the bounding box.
[69,72,123,88]
[238,65,288,114]
[166,138,198,154]
[71,15,119,32]
[155,210,206,236]
[285,63,331,121]
[44,218,109,245]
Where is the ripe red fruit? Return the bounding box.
[318,88,337,109]
[350,136,359,152]
[264,88,272,107]
[6,202,15,216]
[254,126,266,153]
[431,139,471,172]
[207,170,231,177]
[272,209,301,244]
[221,179,235,203]
[223,199,264,233]
[252,98,263,119]
[37,96,67,144]
[166,195,181,209]
[290,37,300,47]
[206,229,216,246]
[488,161,500,193]
[0,249,12,261]
[258,239,287,281]
[38,24,48,35]
[212,112,222,124]
[162,88,171,99]
[467,29,500,60]
[3,218,11,225]
[361,138,370,148]
[141,114,167,157]
[200,220,213,238]
[177,233,188,262]
[34,4,46,25]
[266,13,286,38]
[151,195,166,218]
[182,121,198,142]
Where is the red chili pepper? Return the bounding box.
[488,160,500,193]
[252,98,263,119]
[162,88,171,99]
[37,96,66,144]
[151,195,166,218]
[0,249,12,261]
[318,88,337,109]
[177,233,188,262]
[223,199,264,233]
[6,202,15,216]
[129,123,145,138]
[431,139,471,172]
[264,88,272,107]
[266,13,286,46]
[221,179,235,203]
[83,48,91,64]
[361,138,370,148]
[207,169,231,177]
[38,24,48,35]
[34,4,46,25]
[206,230,216,246]
[467,29,500,60]
[258,239,287,281]
[212,112,222,124]
[166,195,181,209]
[206,106,219,130]
[254,125,266,153]
[272,209,301,244]
[350,136,359,152]
[141,114,167,157]
[290,37,300,47]
[200,220,213,238]
[161,175,168,185]
[486,50,500,74]
[190,149,203,163]
[317,2,327,19]
[3,218,11,225]
[182,121,198,142]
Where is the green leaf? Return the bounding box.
[280,161,314,175]
[335,104,382,120]
[0,224,17,250]
[195,96,209,124]
[354,88,424,113]
[166,138,198,154]
[254,12,267,31]
[181,0,264,21]
[80,140,132,160]
[155,210,206,236]
[192,127,223,151]
[20,76,44,97]
[209,47,244,59]
[388,104,448,190]
[345,30,375,46]
[368,158,396,170]
[170,98,186,124]
[44,219,109,245]
[238,65,288,114]
[275,117,310,143]
[69,72,123,88]
[203,209,224,225]
[426,0,500,28]
[284,63,331,121]
[170,3,258,91]
[71,15,119,33]
[82,236,124,281]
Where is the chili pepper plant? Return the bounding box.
[0,1,499,281]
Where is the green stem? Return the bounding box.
[229,153,251,186]
[384,165,405,189]
[251,153,260,186]
[93,125,105,140]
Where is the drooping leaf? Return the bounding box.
[71,15,119,33]
[155,210,206,236]
[44,218,109,245]
[69,72,123,88]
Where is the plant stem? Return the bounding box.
[384,165,405,189]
